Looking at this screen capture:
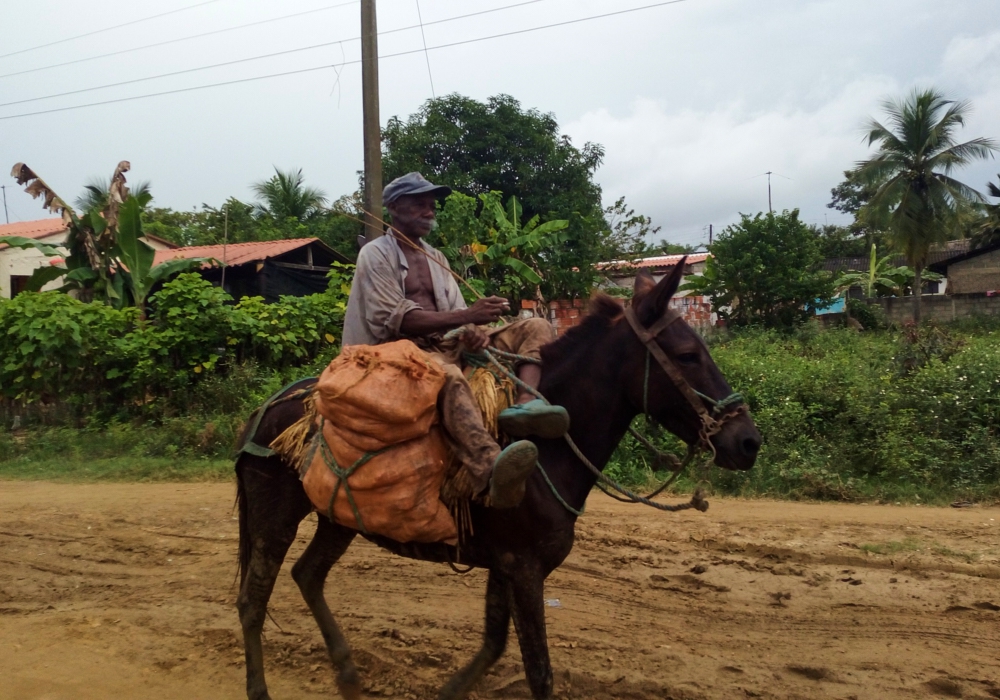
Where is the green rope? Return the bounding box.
[535,461,584,517]
[314,419,389,534]
[470,346,708,516]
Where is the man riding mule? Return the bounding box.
[342,171,571,509]
[235,202,762,700]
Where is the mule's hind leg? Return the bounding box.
[438,569,512,700]
[510,571,553,699]
[237,461,312,700]
[292,515,360,699]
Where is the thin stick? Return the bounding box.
[331,207,487,301]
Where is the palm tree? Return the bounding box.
[251,167,327,222]
[854,89,997,323]
[971,175,1000,249]
[75,176,152,212]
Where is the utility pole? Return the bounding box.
[765,171,773,214]
[361,0,383,240]
[708,224,713,246]
[1,185,8,224]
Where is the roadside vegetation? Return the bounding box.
[607,319,1000,504]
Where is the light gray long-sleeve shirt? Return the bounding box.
[341,233,467,347]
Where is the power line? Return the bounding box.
[0,0,550,109]
[0,0,224,61]
[415,0,436,98]
[0,0,692,121]
[0,0,361,81]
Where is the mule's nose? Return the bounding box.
[741,434,761,458]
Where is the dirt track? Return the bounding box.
[1,482,999,700]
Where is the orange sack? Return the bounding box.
[301,340,459,545]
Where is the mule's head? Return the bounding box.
[627,262,760,471]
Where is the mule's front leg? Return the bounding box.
[438,569,511,700]
[292,516,359,700]
[510,571,553,699]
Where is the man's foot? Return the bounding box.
[489,440,538,509]
[498,399,570,439]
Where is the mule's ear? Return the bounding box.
[636,258,686,326]
[633,270,656,299]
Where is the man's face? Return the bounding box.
[388,194,437,238]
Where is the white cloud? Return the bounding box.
[567,78,897,246]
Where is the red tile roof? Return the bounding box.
[0,218,67,248]
[597,253,709,270]
[152,237,323,267]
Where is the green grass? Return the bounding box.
[0,419,239,482]
[0,456,233,482]
[859,538,921,555]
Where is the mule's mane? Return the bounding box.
[540,293,624,368]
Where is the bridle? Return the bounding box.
[623,306,745,455]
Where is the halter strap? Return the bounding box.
[624,306,712,422]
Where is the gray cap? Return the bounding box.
[382,172,452,206]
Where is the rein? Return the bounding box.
[470,306,746,517]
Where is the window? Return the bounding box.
[9,275,30,298]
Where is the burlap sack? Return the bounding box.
[315,340,446,448]
[302,420,458,544]
[302,340,458,544]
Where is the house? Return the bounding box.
[153,238,352,302]
[927,242,1000,296]
[824,240,975,296]
[0,218,176,299]
[597,253,709,293]
[595,253,716,329]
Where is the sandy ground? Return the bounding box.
[1,482,998,700]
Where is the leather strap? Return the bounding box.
[624,306,711,421]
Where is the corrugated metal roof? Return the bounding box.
[152,237,323,267]
[0,218,66,248]
[597,253,709,270]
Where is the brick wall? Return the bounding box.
[947,248,1000,295]
[524,296,717,335]
[867,294,1000,324]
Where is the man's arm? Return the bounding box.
[400,296,510,337]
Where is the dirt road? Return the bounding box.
[1,481,998,700]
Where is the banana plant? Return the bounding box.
[474,194,569,286]
[5,161,208,313]
[835,243,943,298]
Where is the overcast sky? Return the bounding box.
[1,0,998,249]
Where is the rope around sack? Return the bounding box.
[465,345,711,515]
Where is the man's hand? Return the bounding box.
[461,324,490,351]
[466,296,510,325]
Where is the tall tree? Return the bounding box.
[382,94,649,298]
[251,167,327,222]
[853,89,997,323]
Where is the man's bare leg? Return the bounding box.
[515,364,542,405]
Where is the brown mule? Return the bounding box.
[234,260,761,700]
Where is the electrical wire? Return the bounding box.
[0,0,224,61]
[0,0,544,82]
[415,0,436,98]
[0,0,360,81]
[0,0,691,121]
[0,0,550,108]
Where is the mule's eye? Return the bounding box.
[676,352,700,365]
